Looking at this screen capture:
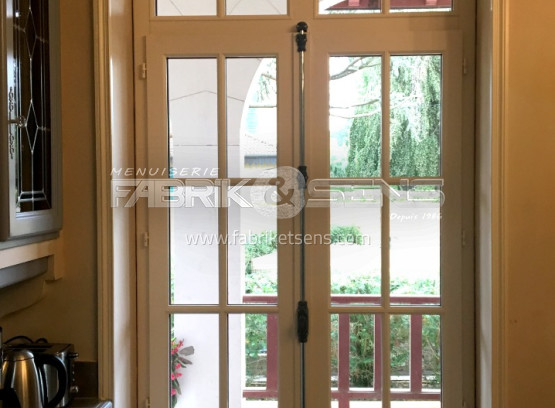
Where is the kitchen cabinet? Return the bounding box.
[0,0,62,246]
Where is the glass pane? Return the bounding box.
[331,314,382,407]
[329,56,382,178]
[157,0,217,16]
[228,186,277,305]
[171,314,219,408]
[390,185,441,305]
[227,58,277,178]
[226,0,286,15]
[390,0,452,13]
[168,59,218,178]
[390,315,410,391]
[390,315,441,407]
[422,315,441,391]
[170,186,219,304]
[390,55,442,178]
[15,0,52,212]
[330,187,382,305]
[229,314,278,407]
[319,0,381,15]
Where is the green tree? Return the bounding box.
[338,55,441,178]
[390,56,441,177]
[345,111,381,177]
[390,116,417,176]
[329,56,382,178]
[415,56,441,176]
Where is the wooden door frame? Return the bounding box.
[90,1,509,408]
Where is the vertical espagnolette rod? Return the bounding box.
[295,21,309,408]
[295,21,308,303]
[296,21,308,180]
[295,21,309,334]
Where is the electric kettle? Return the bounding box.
[1,350,66,408]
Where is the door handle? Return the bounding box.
[297,300,309,343]
[8,116,25,128]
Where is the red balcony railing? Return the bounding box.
[327,0,452,11]
[242,294,441,405]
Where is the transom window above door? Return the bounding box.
[155,0,453,17]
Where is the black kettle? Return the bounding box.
[1,350,66,408]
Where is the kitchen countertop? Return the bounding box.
[69,398,113,407]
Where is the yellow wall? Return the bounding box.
[0,0,97,361]
[504,1,555,405]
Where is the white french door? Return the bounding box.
[144,31,298,408]
[135,1,473,408]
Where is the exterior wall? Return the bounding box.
[0,0,97,361]
[502,1,555,405]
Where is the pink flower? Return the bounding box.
[171,373,176,381]
[175,363,181,369]
[171,388,177,396]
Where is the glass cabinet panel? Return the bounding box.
[14,0,53,213]
[1,0,61,241]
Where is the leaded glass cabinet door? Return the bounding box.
[0,0,62,241]
[138,1,474,407]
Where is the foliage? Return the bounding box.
[330,277,440,388]
[330,225,364,245]
[170,338,194,408]
[255,59,277,103]
[329,278,440,388]
[244,314,270,386]
[243,232,278,385]
[245,269,278,294]
[243,229,441,389]
[330,55,442,178]
[243,226,365,294]
[345,106,381,178]
[330,56,382,178]
[244,230,278,276]
[390,56,441,177]
[331,274,381,296]
[390,314,410,382]
[348,314,376,387]
[390,277,440,297]
[422,314,441,388]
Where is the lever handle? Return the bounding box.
[295,21,308,52]
[7,116,25,128]
[297,301,309,343]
